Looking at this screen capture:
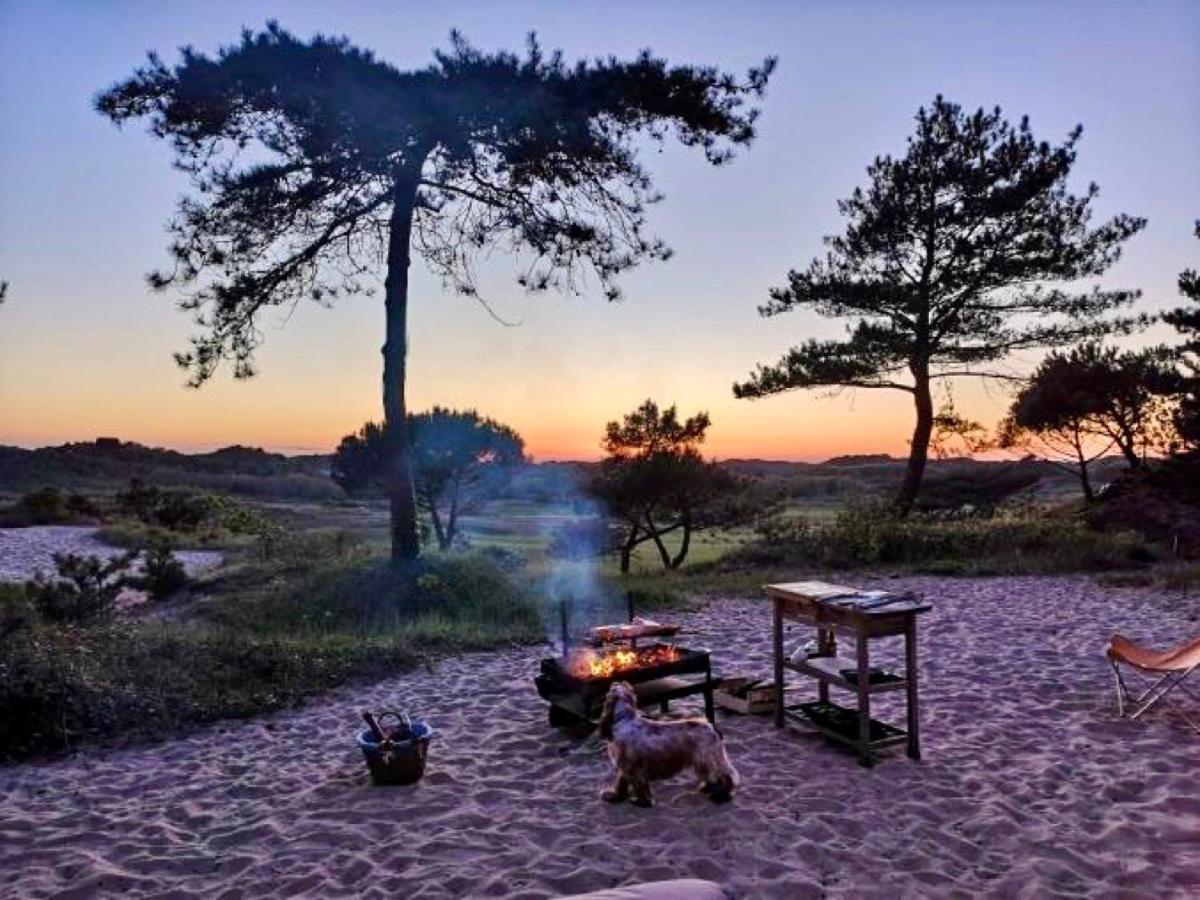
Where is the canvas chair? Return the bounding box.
[1106,634,1200,732]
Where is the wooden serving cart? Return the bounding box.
[766,581,931,766]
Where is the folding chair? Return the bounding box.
[1106,634,1200,733]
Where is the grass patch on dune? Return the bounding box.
[724,506,1155,577]
[0,532,545,761]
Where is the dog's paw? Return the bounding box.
[630,795,653,808]
[600,789,625,803]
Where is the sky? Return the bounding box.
[0,0,1197,461]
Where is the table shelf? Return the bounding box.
[784,655,908,695]
[784,700,908,751]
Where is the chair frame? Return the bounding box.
[1110,657,1200,733]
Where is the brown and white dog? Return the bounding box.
[597,681,738,807]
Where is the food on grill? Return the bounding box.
[588,617,680,644]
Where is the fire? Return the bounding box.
[565,644,682,679]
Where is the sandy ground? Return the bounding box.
[2,575,1199,898]
[0,526,223,584]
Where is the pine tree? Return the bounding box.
[735,97,1145,514]
[99,23,774,559]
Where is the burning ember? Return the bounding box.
[565,644,683,679]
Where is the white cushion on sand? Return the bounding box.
[562,879,725,900]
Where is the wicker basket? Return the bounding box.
[357,712,434,786]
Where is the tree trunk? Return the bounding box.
[382,168,422,562]
[669,520,692,569]
[1073,439,1096,503]
[424,491,448,550]
[895,372,933,517]
[444,475,461,551]
[619,525,638,574]
[644,512,673,568]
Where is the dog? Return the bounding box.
[597,681,738,807]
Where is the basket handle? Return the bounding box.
[375,710,413,739]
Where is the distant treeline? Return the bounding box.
[0,439,1130,510]
[0,440,337,501]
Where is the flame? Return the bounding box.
[565,645,682,679]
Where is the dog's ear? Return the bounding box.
[598,687,617,740]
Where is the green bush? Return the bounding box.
[113,479,280,538]
[741,505,1154,574]
[209,539,543,645]
[21,487,69,523]
[136,543,190,600]
[27,552,138,623]
[0,621,412,760]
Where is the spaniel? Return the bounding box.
[598,681,738,807]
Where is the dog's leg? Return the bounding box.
[629,776,653,808]
[696,749,736,803]
[601,773,630,804]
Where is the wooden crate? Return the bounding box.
[714,678,776,715]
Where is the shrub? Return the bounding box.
[27,552,137,623]
[136,543,190,600]
[115,478,275,535]
[0,583,36,641]
[17,487,69,524]
[0,621,412,760]
[740,505,1153,574]
[153,491,215,531]
[0,542,547,760]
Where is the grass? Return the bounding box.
[0,531,545,761]
[728,505,1156,577]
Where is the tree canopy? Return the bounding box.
[98,23,774,560]
[999,342,1180,499]
[332,408,525,550]
[1165,221,1200,448]
[734,96,1146,514]
[584,400,756,571]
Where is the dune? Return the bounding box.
[2,575,1198,898]
[0,525,222,587]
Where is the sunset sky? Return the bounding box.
[1,0,1196,461]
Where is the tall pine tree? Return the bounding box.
[735,97,1145,514]
[99,24,774,559]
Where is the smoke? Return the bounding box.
[535,473,623,652]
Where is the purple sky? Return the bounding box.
[1,1,1196,459]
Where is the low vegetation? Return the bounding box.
[0,532,544,761]
[730,505,1154,576]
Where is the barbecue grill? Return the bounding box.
[535,595,717,727]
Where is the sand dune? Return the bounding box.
[2,575,1198,898]
[0,525,222,585]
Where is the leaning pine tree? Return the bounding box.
[98,23,774,560]
[734,96,1146,515]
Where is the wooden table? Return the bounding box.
[766,581,931,766]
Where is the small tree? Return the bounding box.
[734,96,1146,515]
[98,24,774,561]
[333,408,525,550]
[589,400,754,571]
[331,423,388,496]
[1165,221,1200,448]
[27,552,137,623]
[999,343,1180,500]
[997,355,1111,502]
